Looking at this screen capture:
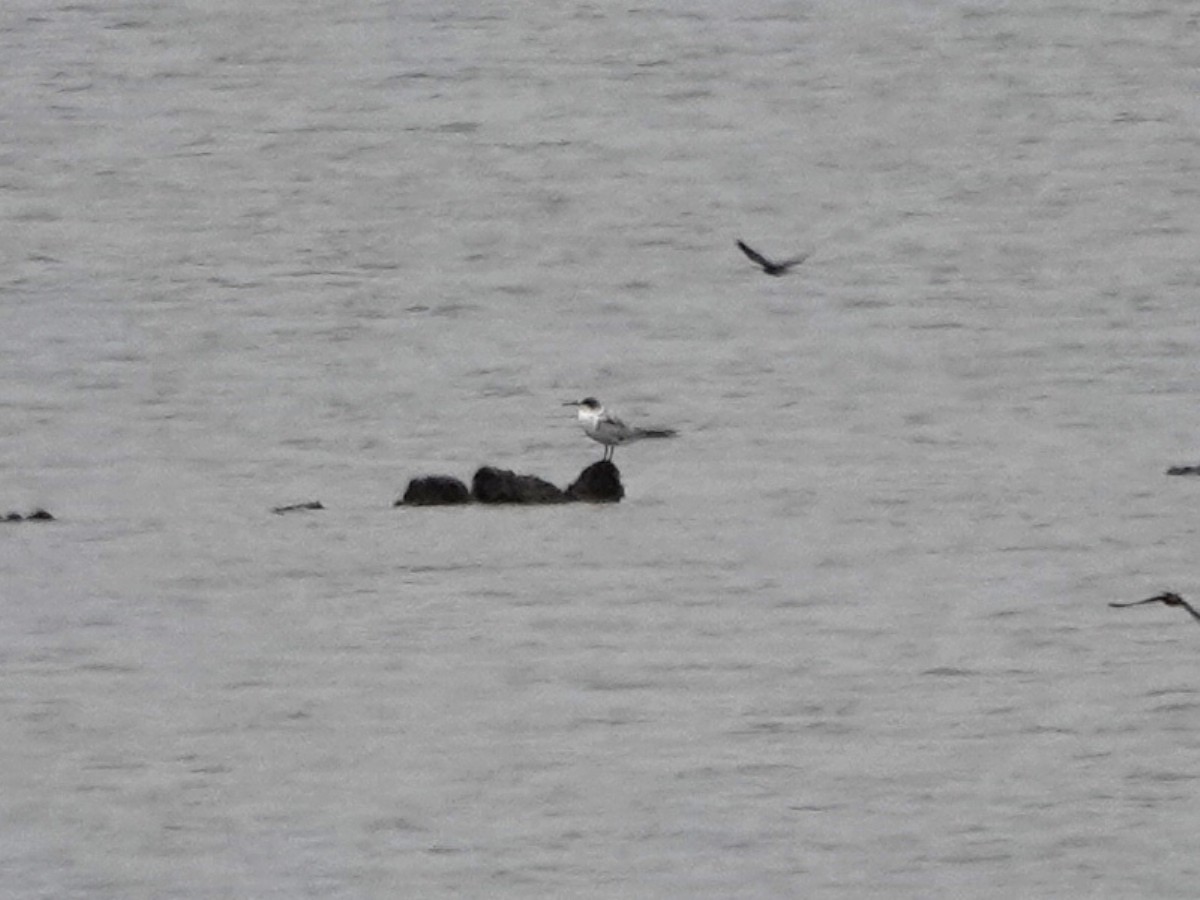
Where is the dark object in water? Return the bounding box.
[472,467,566,504]
[566,460,624,502]
[397,463,626,506]
[1109,591,1200,624]
[398,476,470,506]
[272,501,325,514]
[3,508,55,522]
[736,239,809,276]
[1166,465,1200,475]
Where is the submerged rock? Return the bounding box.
[3,508,55,522]
[472,466,566,504]
[566,460,624,502]
[398,476,471,506]
[272,500,325,514]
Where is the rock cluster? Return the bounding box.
[3,509,55,522]
[398,461,624,506]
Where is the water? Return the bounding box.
[3,1,1199,896]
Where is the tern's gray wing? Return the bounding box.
[777,253,810,269]
[736,240,774,269]
[1108,599,1161,608]
[602,412,632,433]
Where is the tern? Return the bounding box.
[564,397,677,461]
[736,239,808,276]
[1109,592,1200,624]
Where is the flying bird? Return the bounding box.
[736,239,808,276]
[1109,592,1200,624]
[564,397,677,461]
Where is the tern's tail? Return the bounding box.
[636,428,677,440]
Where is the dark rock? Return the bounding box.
[566,460,624,502]
[3,509,56,522]
[471,466,567,504]
[397,463,624,507]
[272,500,325,514]
[1166,465,1200,476]
[398,476,471,506]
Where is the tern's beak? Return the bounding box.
[562,400,581,407]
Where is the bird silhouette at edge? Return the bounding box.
[736,240,808,276]
[1109,591,1200,624]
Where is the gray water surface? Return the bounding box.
[3,1,1199,897]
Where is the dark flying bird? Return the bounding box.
[1109,592,1200,624]
[736,240,809,276]
[563,397,677,462]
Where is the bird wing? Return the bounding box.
[1109,596,1200,622]
[736,240,773,268]
[601,411,629,431]
[777,253,810,269]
